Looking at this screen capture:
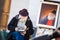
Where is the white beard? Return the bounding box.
[47,16,55,20]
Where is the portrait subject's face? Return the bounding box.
[48,13,56,20]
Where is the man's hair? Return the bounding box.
[51,10,56,15]
[19,8,29,16]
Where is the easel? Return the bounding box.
[35,26,56,38]
[39,27,55,34]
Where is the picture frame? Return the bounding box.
[57,7,60,27]
[44,0,60,3]
[37,2,59,29]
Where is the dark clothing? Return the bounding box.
[39,17,55,26]
[7,32,14,40]
[33,31,60,40]
[33,35,51,40]
[7,32,24,40]
[8,15,34,40]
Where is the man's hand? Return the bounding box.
[21,31,26,35]
[15,27,19,31]
[24,25,29,31]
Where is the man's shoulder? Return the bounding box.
[12,15,19,20]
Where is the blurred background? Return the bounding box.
[0,0,60,40]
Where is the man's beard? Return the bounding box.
[47,15,55,20]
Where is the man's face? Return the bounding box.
[55,37,60,40]
[48,13,56,20]
[19,15,27,19]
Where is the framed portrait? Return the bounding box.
[44,0,60,3]
[37,2,59,29]
[57,7,60,27]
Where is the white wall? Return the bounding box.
[8,0,43,27]
[8,0,29,24]
[28,0,42,27]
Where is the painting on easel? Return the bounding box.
[37,2,59,29]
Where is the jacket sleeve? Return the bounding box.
[8,17,18,31]
[26,20,34,35]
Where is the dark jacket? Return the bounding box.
[8,14,34,40]
[33,35,51,40]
